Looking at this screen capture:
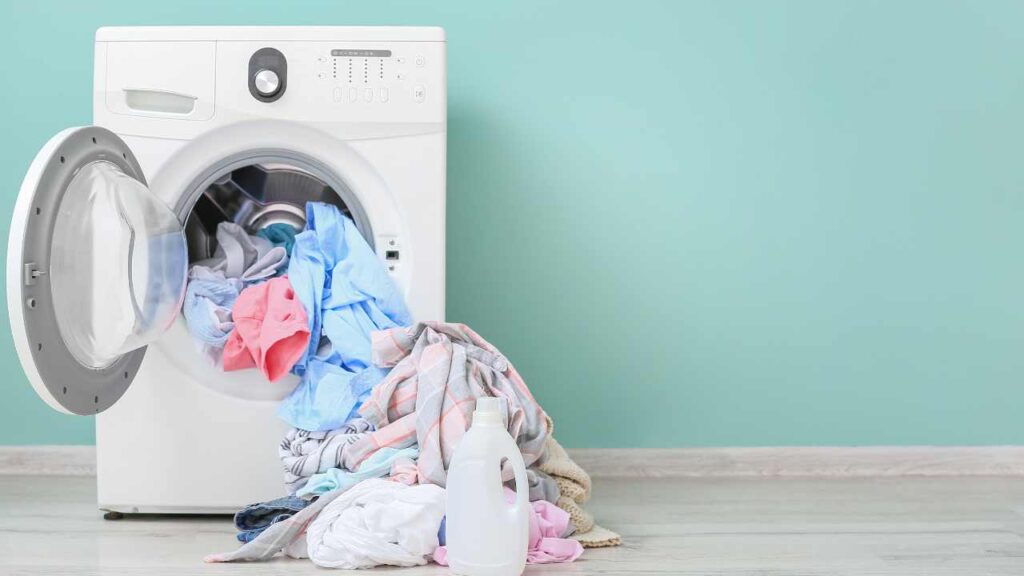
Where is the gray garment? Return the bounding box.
[205,487,345,563]
[516,468,560,504]
[196,222,288,283]
[279,418,374,494]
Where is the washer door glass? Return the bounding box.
[7,127,187,414]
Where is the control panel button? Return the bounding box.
[379,87,389,103]
[332,87,343,102]
[413,85,426,103]
[253,69,281,97]
[364,88,374,102]
[348,87,358,102]
[415,55,426,67]
[395,57,405,64]
[396,71,406,81]
[248,48,287,103]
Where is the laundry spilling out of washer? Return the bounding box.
[180,159,623,569]
[184,201,620,568]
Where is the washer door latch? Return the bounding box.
[24,263,45,286]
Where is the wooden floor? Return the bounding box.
[1,475,1023,575]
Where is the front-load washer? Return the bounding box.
[6,26,446,513]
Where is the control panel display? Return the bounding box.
[331,49,392,58]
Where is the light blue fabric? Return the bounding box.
[296,446,419,498]
[280,364,389,436]
[277,203,412,431]
[256,223,299,254]
[182,267,242,362]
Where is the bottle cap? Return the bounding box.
[472,396,505,426]
[475,397,503,414]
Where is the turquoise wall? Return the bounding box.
[1,1,1022,447]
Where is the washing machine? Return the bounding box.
[6,26,446,513]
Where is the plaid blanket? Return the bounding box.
[343,322,552,486]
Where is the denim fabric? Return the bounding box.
[238,527,266,544]
[234,495,310,543]
[277,203,412,431]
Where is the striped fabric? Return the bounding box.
[278,418,374,494]
[342,322,552,487]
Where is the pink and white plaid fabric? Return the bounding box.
[341,322,552,487]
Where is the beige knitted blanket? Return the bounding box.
[538,437,621,548]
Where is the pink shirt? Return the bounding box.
[223,276,310,382]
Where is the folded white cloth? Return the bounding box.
[306,478,445,569]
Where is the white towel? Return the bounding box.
[306,478,445,569]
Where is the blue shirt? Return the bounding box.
[277,202,412,431]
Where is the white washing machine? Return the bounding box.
[6,26,446,513]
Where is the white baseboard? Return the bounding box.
[0,445,96,476]
[568,446,1024,477]
[2,445,1023,477]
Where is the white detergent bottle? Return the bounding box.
[445,396,529,576]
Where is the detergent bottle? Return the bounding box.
[445,396,529,576]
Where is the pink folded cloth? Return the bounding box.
[433,488,584,566]
[223,276,310,382]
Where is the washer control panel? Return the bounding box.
[101,39,446,132]
[220,41,445,124]
[315,46,433,107]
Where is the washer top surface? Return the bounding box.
[96,26,446,43]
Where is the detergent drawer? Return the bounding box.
[103,41,216,121]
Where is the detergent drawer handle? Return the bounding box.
[122,88,197,115]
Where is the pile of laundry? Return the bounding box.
[187,202,620,570]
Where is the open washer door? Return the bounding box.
[7,127,187,414]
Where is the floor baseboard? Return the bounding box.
[2,445,1022,477]
[0,445,96,476]
[568,446,1024,477]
